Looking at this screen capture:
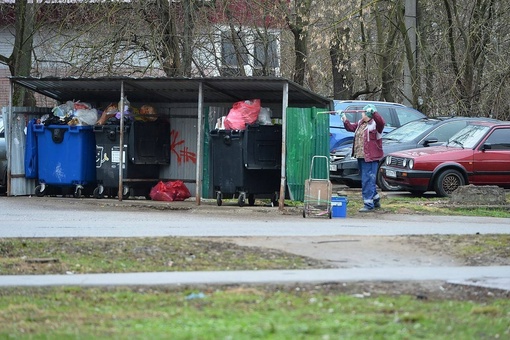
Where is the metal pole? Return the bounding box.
[279,82,289,210]
[195,82,204,205]
[6,80,13,196]
[403,0,417,106]
[117,82,125,201]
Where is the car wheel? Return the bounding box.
[434,169,465,197]
[377,168,402,191]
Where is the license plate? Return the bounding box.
[386,169,396,178]
[330,164,337,171]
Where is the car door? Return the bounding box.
[471,127,510,185]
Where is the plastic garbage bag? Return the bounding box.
[73,108,99,126]
[257,107,272,125]
[224,99,261,130]
[150,180,191,202]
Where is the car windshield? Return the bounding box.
[447,124,491,148]
[383,119,438,142]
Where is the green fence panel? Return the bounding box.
[286,107,329,201]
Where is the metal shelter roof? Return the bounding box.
[9,76,332,107]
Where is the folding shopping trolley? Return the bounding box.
[302,155,332,218]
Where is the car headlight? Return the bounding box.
[408,159,414,170]
[385,156,392,165]
[402,158,407,167]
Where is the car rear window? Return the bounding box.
[394,107,426,126]
[344,105,393,126]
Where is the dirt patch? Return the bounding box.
[210,234,510,268]
[259,281,510,301]
[211,235,463,268]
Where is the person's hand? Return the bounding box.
[340,111,346,122]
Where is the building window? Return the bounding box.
[220,29,279,76]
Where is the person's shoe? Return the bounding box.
[359,207,374,213]
[374,200,381,209]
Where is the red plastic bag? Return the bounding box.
[150,180,191,202]
[224,99,261,130]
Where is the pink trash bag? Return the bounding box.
[224,99,261,130]
[150,180,191,202]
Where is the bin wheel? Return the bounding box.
[35,185,45,197]
[271,192,279,207]
[216,192,223,206]
[122,186,130,200]
[248,194,255,206]
[328,210,332,219]
[93,186,104,199]
[302,209,306,218]
[74,187,82,198]
[238,193,246,207]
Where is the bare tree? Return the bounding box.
[280,0,312,86]
[0,0,37,106]
[417,0,510,118]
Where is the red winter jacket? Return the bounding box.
[343,112,385,162]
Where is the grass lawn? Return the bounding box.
[0,192,508,338]
[0,286,509,339]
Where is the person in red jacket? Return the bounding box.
[342,104,386,212]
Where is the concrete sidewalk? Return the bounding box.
[1,266,510,291]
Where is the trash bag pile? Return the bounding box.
[215,99,274,130]
[39,97,159,126]
[149,180,191,202]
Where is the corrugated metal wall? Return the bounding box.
[3,106,52,196]
[285,107,329,201]
[158,107,199,196]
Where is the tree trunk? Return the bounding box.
[330,26,353,99]
[10,0,36,106]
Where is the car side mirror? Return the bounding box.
[482,143,492,151]
[424,138,439,146]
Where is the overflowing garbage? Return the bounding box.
[215,99,274,130]
[25,97,279,202]
[27,97,171,200]
[39,97,159,127]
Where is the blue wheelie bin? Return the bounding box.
[33,124,96,197]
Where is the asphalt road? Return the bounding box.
[1,195,509,290]
[1,196,509,237]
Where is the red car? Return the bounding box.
[380,121,510,196]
